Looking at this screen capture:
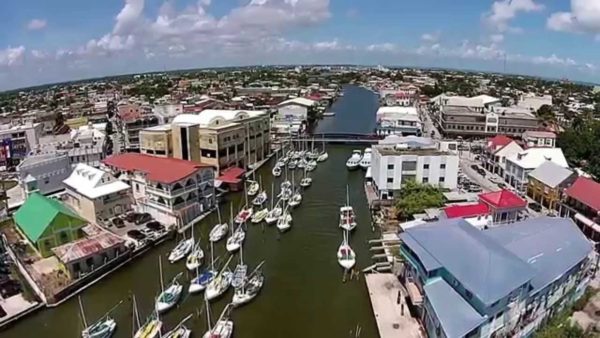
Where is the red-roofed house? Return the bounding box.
[102,153,215,228]
[560,177,600,243]
[442,202,492,229]
[479,189,527,223]
[482,135,523,177]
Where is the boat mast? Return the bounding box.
[229,204,234,233]
[132,294,141,335]
[205,299,213,333]
[159,256,165,294]
[78,296,89,331]
[346,185,350,207]
[217,205,222,224]
[270,182,274,209]
[210,241,215,271]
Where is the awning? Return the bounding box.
[217,167,245,184]
[574,213,600,233]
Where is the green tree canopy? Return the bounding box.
[394,181,445,221]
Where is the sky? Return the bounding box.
[1,0,600,91]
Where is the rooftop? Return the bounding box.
[376,106,418,116]
[528,161,574,188]
[63,163,130,199]
[52,226,125,263]
[171,109,266,128]
[444,202,489,219]
[523,130,557,139]
[486,135,513,151]
[278,97,316,107]
[103,153,210,184]
[565,177,600,211]
[375,144,449,157]
[479,189,527,209]
[506,148,568,169]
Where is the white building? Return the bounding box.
[274,98,316,136]
[522,130,557,148]
[371,138,459,199]
[17,153,72,196]
[0,122,43,166]
[103,153,215,228]
[375,106,422,136]
[505,148,569,192]
[517,94,552,111]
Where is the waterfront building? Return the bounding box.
[0,122,43,167]
[102,153,215,228]
[63,163,132,224]
[399,217,594,338]
[13,193,87,258]
[481,135,523,177]
[371,137,459,199]
[522,130,557,148]
[375,106,422,136]
[504,148,568,193]
[16,152,72,196]
[478,189,527,223]
[527,161,576,210]
[140,109,270,173]
[439,105,539,138]
[558,177,600,247]
[117,102,159,151]
[274,97,316,136]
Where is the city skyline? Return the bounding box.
[2,0,600,91]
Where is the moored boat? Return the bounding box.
[345,150,362,170]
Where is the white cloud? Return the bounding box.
[26,19,47,31]
[484,0,544,32]
[366,43,398,52]
[490,34,505,43]
[0,46,26,67]
[547,0,600,38]
[531,54,577,66]
[421,32,439,43]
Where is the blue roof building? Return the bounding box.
[399,217,594,338]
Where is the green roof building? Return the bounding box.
[14,193,87,257]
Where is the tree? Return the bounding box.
[54,111,64,126]
[536,104,555,122]
[105,121,114,136]
[394,180,445,221]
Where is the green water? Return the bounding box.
[2,147,379,338]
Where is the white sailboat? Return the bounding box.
[185,224,203,271]
[337,230,356,270]
[133,294,162,338]
[226,223,246,253]
[317,140,328,162]
[265,183,282,225]
[272,165,282,177]
[359,148,372,170]
[168,231,194,264]
[231,244,248,289]
[209,207,228,243]
[189,241,218,294]
[276,202,292,232]
[339,186,357,231]
[156,257,183,313]
[163,314,193,338]
[232,261,265,307]
[205,256,234,301]
[346,150,362,170]
[202,301,234,338]
[79,296,120,338]
[251,191,267,206]
[300,170,312,188]
[247,179,259,196]
[288,171,302,207]
[251,207,268,223]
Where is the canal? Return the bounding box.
[2,85,381,338]
[315,84,379,134]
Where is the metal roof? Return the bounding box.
[424,277,486,338]
[401,218,535,305]
[527,161,574,188]
[484,217,592,294]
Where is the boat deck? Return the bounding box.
[364,273,423,338]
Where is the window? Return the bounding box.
[386,178,393,183]
[439,177,445,182]
[401,161,417,171]
[387,164,394,170]
[423,164,429,170]
[422,177,429,183]
[440,164,446,169]
[465,290,473,299]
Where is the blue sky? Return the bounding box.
[1,0,600,90]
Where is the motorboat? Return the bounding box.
[205,256,234,301]
[337,231,356,270]
[346,150,362,170]
[209,208,228,243]
[226,226,246,252]
[272,166,282,177]
[359,148,372,170]
[247,180,259,196]
[79,297,120,338]
[339,186,357,231]
[189,242,217,294]
[185,242,204,271]
[252,191,267,206]
[234,207,253,224]
[202,303,234,338]
[156,272,183,314]
[168,237,194,264]
[251,208,268,223]
[163,315,192,338]
[232,261,265,307]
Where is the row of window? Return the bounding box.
[386,176,445,184]
[386,163,446,170]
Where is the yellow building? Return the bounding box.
[527,161,576,210]
[140,110,270,173]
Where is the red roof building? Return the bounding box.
[486,135,513,153]
[479,189,527,223]
[444,202,489,219]
[562,176,600,243]
[103,153,211,184]
[564,177,600,212]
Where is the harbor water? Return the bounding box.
[315,85,379,134]
[2,85,381,338]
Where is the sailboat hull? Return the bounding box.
[202,321,233,338]
[82,318,116,338]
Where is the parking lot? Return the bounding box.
[103,212,167,247]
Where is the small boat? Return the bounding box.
[272,166,282,177]
[337,230,356,270]
[289,190,302,207]
[280,180,292,191]
[346,150,362,170]
[79,296,121,338]
[189,242,217,294]
[232,261,265,307]
[339,186,357,231]
[205,256,234,301]
[322,112,336,117]
[306,160,317,172]
[234,206,253,224]
[288,159,297,170]
[163,314,193,338]
[317,152,328,162]
[251,208,268,223]
[168,235,194,264]
[297,158,307,169]
[209,208,228,243]
[232,244,247,289]
[252,191,267,206]
[133,295,162,338]
[226,225,246,252]
[359,148,372,170]
[156,257,183,313]
[278,188,292,201]
[185,242,204,271]
[247,180,259,196]
[276,206,292,232]
[202,302,234,338]
[300,176,312,188]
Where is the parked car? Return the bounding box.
[112,218,125,228]
[470,164,479,171]
[126,212,140,223]
[146,221,164,231]
[135,213,152,225]
[529,202,543,212]
[127,230,146,241]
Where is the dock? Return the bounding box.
[364,273,423,338]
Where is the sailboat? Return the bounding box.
[251,190,267,206]
[272,165,282,177]
[251,207,268,223]
[185,239,204,271]
[156,257,183,313]
[231,244,248,289]
[189,241,219,294]
[247,180,259,196]
[305,159,317,172]
[317,140,328,162]
[232,261,265,307]
[209,207,228,243]
[202,301,234,338]
[234,193,253,224]
[205,256,234,301]
[163,314,193,338]
[265,183,282,225]
[133,294,162,338]
[168,231,194,264]
[337,230,356,270]
[79,296,120,338]
[339,185,357,231]
[226,224,246,252]
[276,202,292,232]
[300,170,312,188]
[288,171,302,207]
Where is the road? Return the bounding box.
[420,106,441,140]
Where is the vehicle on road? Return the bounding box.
[529,202,542,212]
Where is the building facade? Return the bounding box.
[481,135,523,178]
[375,106,422,136]
[559,177,600,248]
[17,153,72,196]
[504,148,568,193]
[102,153,215,228]
[0,122,43,167]
[527,161,576,210]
